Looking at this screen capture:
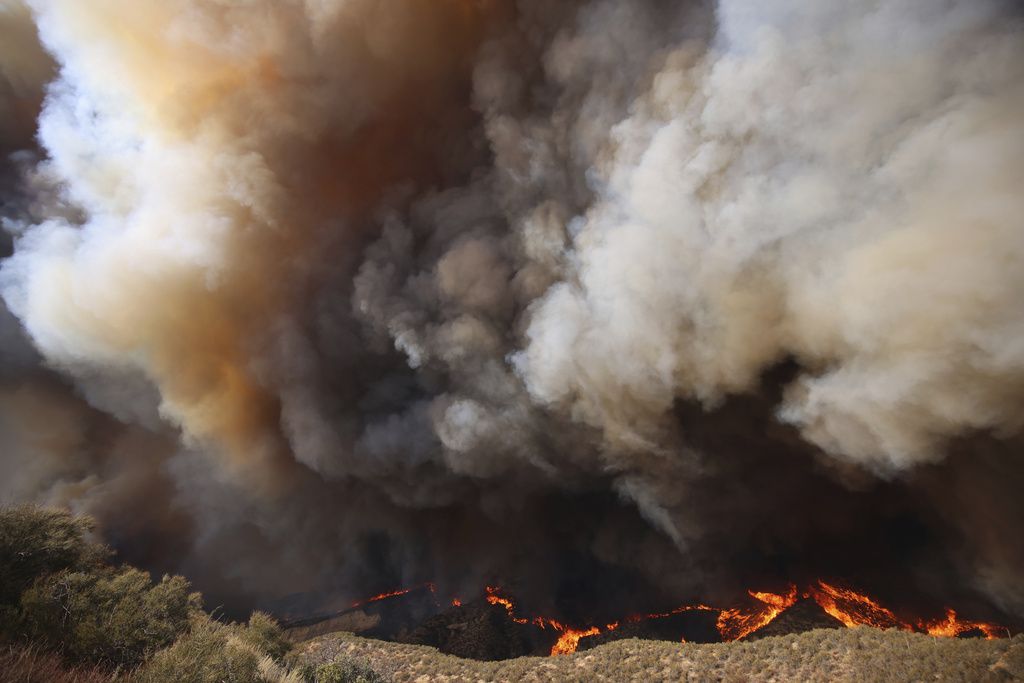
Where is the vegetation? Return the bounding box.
[0,643,113,683]
[18,567,199,669]
[292,628,1024,683]
[134,617,300,683]
[0,505,107,609]
[295,660,384,683]
[0,504,319,682]
[3,504,1021,682]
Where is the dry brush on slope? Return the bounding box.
[290,628,1024,683]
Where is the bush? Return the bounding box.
[299,661,384,683]
[0,505,107,608]
[134,619,262,683]
[0,505,297,679]
[18,566,200,669]
[238,612,291,662]
[135,617,299,683]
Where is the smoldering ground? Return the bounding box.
[0,0,1022,624]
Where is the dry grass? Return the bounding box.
[132,613,297,683]
[0,644,116,683]
[291,627,1024,682]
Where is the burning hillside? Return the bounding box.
[287,580,1011,659]
[0,0,1022,657]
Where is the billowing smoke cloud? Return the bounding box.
[1,0,1022,620]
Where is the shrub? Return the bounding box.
[18,566,200,669]
[0,505,107,607]
[0,505,297,680]
[238,612,291,662]
[299,661,384,683]
[135,616,299,683]
[134,619,262,683]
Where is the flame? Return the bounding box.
[348,580,1008,655]
[349,581,436,609]
[716,585,799,641]
[350,586,413,608]
[549,623,601,655]
[484,587,614,655]
[809,581,1005,640]
[638,603,716,621]
[485,585,529,624]
[809,581,906,630]
[919,609,1006,640]
[533,586,793,653]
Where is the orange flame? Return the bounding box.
[549,624,601,655]
[350,586,413,608]
[349,581,435,609]
[484,587,614,654]
[716,585,799,641]
[809,581,1005,640]
[809,581,905,630]
[919,609,1006,640]
[350,580,1008,655]
[638,603,716,621]
[485,586,529,624]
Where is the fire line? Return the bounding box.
[350,580,1009,655]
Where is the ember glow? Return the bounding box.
[634,603,716,622]
[350,582,436,609]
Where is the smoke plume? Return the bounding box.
[1,0,1022,621]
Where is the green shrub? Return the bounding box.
[18,566,200,669]
[0,505,107,607]
[134,619,263,683]
[238,611,291,662]
[136,615,300,683]
[299,660,384,683]
[0,505,298,680]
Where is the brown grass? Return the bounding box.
[0,644,115,683]
[290,627,1024,682]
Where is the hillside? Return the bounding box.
[291,628,1024,682]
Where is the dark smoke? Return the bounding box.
[0,0,1022,625]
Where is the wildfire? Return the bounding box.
[485,585,530,624]
[349,586,413,608]
[716,585,799,641]
[485,587,616,655]
[349,581,436,609]
[549,623,600,655]
[920,609,1006,640]
[636,603,716,621]
[346,579,1009,656]
[809,581,905,630]
[484,585,513,610]
[809,581,1005,640]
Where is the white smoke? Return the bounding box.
[516,0,1024,474]
[1,0,1022,615]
